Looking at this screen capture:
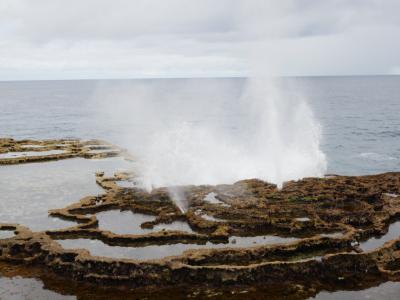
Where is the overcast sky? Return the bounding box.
[1,0,399,80]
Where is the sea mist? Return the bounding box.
[93,77,327,194]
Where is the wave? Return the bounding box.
[359,152,397,161]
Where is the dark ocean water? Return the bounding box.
[1,76,399,176]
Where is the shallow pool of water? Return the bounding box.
[320,232,344,238]
[0,150,67,159]
[56,235,298,261]
[153,221,194,233]
[200,214,226,222]
[97,210,194,234]
[20,144,46,148]
[0,230,15,239]
[359,221,400,252]
[0,157,134,231]
[194,209,227,222]
[203,192,229,206]
[0,276,75,300]
[312,281,400,300]
[115,180,138,188]
[295,217,311,222]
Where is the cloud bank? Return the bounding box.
[0,0,399,80]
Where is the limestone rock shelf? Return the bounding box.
[1,138,400,297]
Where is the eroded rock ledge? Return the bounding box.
[1,138,400,294]
[0,138,129,164]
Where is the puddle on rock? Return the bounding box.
[194,209,226,222]
[20,144,46,148]
[383,193,398,198]
[200,214,226,222]
[0,276,75,300]
[153,221,194,233]
[360,221,400,252]
[97,210,194,234]
[203,192,229,206]
[320,232,344,238]
[0,230,15,239]
[115,180,138,188]
[312,281,400,300]
[0,150,67,159]
[295,217,311,222]
[56,235,298,261]
[0,157,134,231]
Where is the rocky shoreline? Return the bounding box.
[1,138,400,298]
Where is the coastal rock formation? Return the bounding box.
[0,138,127,164]
[1,138,400,298]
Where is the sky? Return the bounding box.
[0,0,400,80]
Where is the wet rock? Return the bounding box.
[2,138,400,291]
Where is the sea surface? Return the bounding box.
[1,76,399,176]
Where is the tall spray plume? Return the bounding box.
[92,1,327,210]
[93,77,327,191]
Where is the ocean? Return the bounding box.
[1,76,399,176]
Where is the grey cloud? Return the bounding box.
[0,0,399,79]
[1,0,235,42]
[5,0,398,42]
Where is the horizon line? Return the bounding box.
[0,73,398,83]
